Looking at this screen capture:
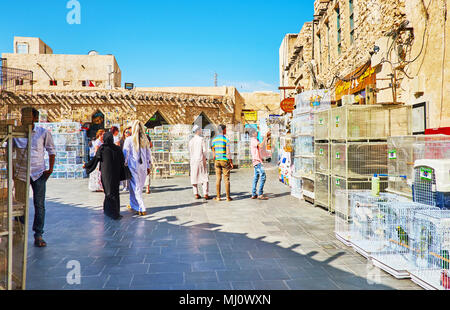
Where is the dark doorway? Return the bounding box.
[88,110,105,139]
[145,111,169,129]
[193,112,212,129]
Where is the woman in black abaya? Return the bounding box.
[84,132,126,220]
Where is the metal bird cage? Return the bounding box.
[349,192,407,260]
[315,172,330,210]
[294,136,314,157]
[331,142,388,179]
[314,109,331,141]
[330,175,388,214]
[387,135,450,198]
[330,105,412,141]
[0,123,32,290]
[315,142,330,174]
[370,201,439,279]
[409,209,450,290]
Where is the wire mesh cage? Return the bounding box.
[0,123,31,290]
[315,172,330,209]
[335,190,365,246]
[349,191,407,259]
[0,62,33,95]
[331,176,388,214]
[370,201,439,279]
[295,156,314,179]
[302,177,314,201]
[314,109,330,141]
[331,142,388,178]
[294,113,314,136]
[413,160,450,210]
[294,136,314,157]
[169,163,190,176]
[409,209,450,290]
[387,135,450,198]
[330,105,412,141]
[315,142,330,174]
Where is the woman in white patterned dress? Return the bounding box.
[88,129,105,192]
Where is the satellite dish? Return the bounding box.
[88,50,99,56]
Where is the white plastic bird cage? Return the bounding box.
[349,192,407,260]
[331,142,388,179]
[0,123,32,290]
[409,209,450,290]
[330,105,412,141]
[413,159,450,210]
[295,156,314,179]
[294,136,314,157]
[291,175,303,199]
[315,172,330,210]
[314,109,331,141]
[315,142,330,174]
[387,135,450,198]
[294,113,314,136]
[370,201,439,279]
[302,177,314,202]
[295,89,332,115]
[330,176,388,215]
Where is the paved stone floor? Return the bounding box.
[25,166,422,290]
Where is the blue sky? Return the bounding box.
[0,0,314,92]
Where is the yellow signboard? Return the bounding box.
[243,111,258,122]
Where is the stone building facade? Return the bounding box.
[281,0,449,129]
[2,37,122,91]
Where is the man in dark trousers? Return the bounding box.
[14,107,56,247]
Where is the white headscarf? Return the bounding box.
[130,120,150,153]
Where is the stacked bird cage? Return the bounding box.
[37,122,86,179]
[327,105,411,216]
[0,123,31,290]
[293,90,333,203]
[169,126,190,177]
[149,126,171,179]
[349,191,405,259]
[387,135,450,198]
[370,201,439,279]
[409,209,450,290]
[238,132,252,168]
[290,112,303,199]
[315,172,330,210]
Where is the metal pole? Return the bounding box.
[21,124,32,289]
[6,125,12,290]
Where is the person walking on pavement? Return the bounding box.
[211,124,233,202]
[14,107,56,247]
[249,127,270,200]
[144,132,153,194]
[120,127,132,192]
[88,129,105,192]
[123,120,152,216]
[84,132,127,220]
[188,125,210,200]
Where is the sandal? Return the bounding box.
[34,237,47,248]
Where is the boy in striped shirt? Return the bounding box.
[211,124,233,201]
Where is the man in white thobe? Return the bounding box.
[189,125,210,200]
[123,121,152,216]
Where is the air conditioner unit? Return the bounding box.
[413,159,450,209]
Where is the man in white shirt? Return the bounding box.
[188,125,210,200]
[14,107,56,247]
